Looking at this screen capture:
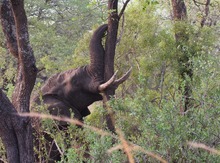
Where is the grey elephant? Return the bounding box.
[31,24,130,162]
[31,24,130,125]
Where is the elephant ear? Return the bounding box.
[41,71,67,96]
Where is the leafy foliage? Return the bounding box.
[0,0,220,162]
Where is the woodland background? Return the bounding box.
[0,0,220,162]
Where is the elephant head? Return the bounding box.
[32,24,131,123]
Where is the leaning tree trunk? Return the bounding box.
[104,0,119,98]
[171,0,192,112]
[104,0,130,133]
[103,0,119,133]
[0,0,37,162]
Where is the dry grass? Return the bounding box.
[20,112,167,163]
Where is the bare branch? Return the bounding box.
[201,0,211,27]
[118,0,130,20]
[116,13,125,44]
[188,142,220,155]
[192,0,207,7]
[0,0,18,58]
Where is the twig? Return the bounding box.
[188,142,220,155]
[117,129,135,163]
[118,0,130,19]
[192,0,207,7]
[116,13,125,44]
[201,0,211,27]
[53,139,64,156]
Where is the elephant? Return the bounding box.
[32,24,130,124]
[31,24,131,162]
[32,24,106,121]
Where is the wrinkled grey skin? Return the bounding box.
[32,24,108,124]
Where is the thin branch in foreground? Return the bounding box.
[19,112,168,163]
[117,129,135,163]
[131,145,168,163]
[107,144,123,153]
[19,112,112,137]
[188,142,220,155]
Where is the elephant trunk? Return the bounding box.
[88,24,108,81]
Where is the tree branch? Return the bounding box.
[0,89,20,163]
[201,0,211,27]
[10,0,37,112]
[118,0,130,20]
[0,0,18,58]
[116,13,125,44]
[192,0,207,7]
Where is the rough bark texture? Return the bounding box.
[104,0,119,98]
[0,0,18,57]
[10,0,37,112]
[103,0,130,133]
[0,90,35,163]
[103,0,120,133]
[0,0,37,162]
[171,0,187,20]
[0,90,20,163]
[171,0,192,112]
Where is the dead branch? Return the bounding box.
[118,0,130,19]
[116,13,125,44]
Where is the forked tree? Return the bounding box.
[0,0,37,162]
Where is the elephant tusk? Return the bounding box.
[114,67,132,87]
[98,70,118,92]
[98,67,132,92]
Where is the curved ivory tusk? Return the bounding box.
[114,67,132,86]
[98,70,118,92]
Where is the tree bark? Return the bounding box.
[0,0,37,162]
[104,0,130,133]
[104,0,119,99]
[0,0,18,58]
[103,0,120,133]
[0,90,35,163]
[10,0,37,112]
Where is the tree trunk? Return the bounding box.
[0,0,37,162]
[103,0,120,133]
[171,0,192,112]
[103,0,130,133]
[105,0,119,99]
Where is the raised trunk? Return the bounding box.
[88,24,108,81]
